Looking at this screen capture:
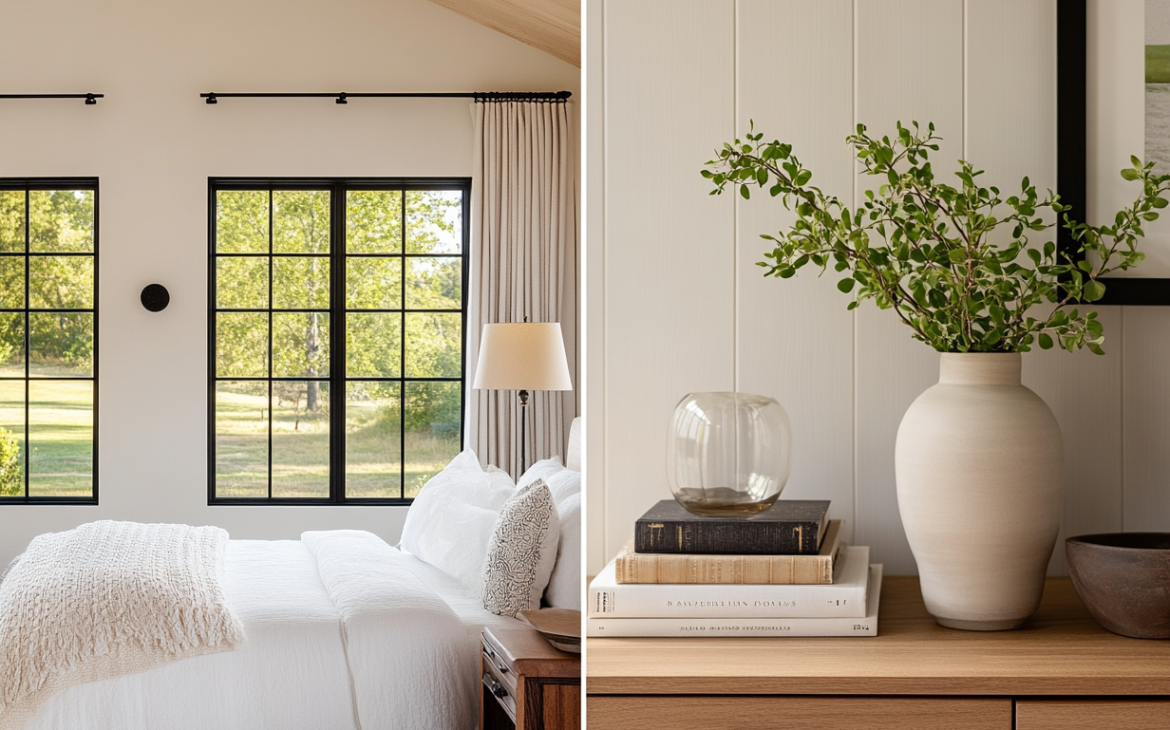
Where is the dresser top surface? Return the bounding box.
[586,576,1170,695]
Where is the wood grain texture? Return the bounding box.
[589,696,1012,730]
[424,0,580,66]
[585,576,1170,695]
[852,0,964,577]
[602,0,736,564]
[1121,307,1170,531]
[1016,700,1170,730]
[734,0,858,545]
[483,626,580,730]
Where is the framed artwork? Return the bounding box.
[1059,0,1170,304]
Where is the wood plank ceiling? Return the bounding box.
[426,0,580,67]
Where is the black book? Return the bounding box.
[634,499,831,555]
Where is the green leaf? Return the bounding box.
[1039,333,1053,349]
[740,185,751,200]
[1083,280,1106,302]
[837,278,856,293]
[1121,168,1141,181]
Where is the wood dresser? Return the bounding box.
[586,576,1170,729]
[481,624,580,730]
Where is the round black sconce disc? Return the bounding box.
[141,284,170,312]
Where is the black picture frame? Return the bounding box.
[1059,0,1170,304]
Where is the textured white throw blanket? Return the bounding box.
[0,521,245,730]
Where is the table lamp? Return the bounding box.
[473,322,573,475]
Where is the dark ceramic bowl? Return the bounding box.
[1066,533,1170,639]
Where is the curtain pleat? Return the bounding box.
[467,101,578,478]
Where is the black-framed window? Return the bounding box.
[0,179,98,504]
[209,178,469,504]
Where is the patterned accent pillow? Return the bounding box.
[482,479,561,616]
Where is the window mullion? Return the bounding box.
[331,183,346,502]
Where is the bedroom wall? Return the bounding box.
[0,0,579,565]
[587,0,1170,576]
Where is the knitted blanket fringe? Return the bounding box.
[0,521,245,730]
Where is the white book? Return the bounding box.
[588,545,870,619]
[587,565,883,637]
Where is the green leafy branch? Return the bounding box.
[702,121,1170,354]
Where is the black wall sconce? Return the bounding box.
[141,284,170,312]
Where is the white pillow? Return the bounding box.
[544,491,581,610]
[401,450,516,592]
[482,480,560,616]
[518,457,581,505]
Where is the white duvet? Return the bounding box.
[19,532,487,730]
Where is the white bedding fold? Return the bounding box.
[0,521,245,730]
[302,530,476,730]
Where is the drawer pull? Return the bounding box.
[483,644,509,673]
[484,674,508,699]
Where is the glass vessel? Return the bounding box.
[666,392,792,516]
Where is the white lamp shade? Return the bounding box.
[473,322,573,391]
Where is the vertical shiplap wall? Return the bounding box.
[589,0,1170,576]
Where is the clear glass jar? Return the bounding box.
[666,392,792,516]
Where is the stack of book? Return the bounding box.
[586,499,883,637]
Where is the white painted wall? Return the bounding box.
[588,0,1170,576]
[0,0,579,565]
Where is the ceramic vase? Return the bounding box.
[895,352,1062,630]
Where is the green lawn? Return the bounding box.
[1148,45,1170,83]
[1,381,459,499]
[215,384,459,499]
[0,379,93,497]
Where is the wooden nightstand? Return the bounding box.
[587,576,1170,730]
[481,624,580,730]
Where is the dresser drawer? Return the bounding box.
[587,696,1012,730]
[1016,700,1170,730]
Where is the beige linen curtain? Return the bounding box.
[466,100,578,478]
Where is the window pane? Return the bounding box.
[272,381,329,498]
[217,191,268,253]
[0,191,24,253]
[273,257,329,309]
[404,381,461,498]
[28,380,91,497]
[405,312,461,378]
[0,313,24,376]
[29,256,94,309]
[406,257,461,310]
[0,380,24,497]
[0,257,24,308]
[29,190,93,253]
[406,191,462,254]
[347,313,401,377]
[273,312,329,378]
[216,256,268,309]
[346,381,400,498]
[347,257,402,309]
[347,191,402,253]
[29,312,92,377]
[273,191,329,253]
[216,312,268,377]
[215,380,268,498]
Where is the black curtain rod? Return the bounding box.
[201,90,571,104]
[0,94,102,104]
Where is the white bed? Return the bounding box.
[10,420,582,730]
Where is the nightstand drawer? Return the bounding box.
[1016,700,1170,730]
[483,634,520,694]
[588,696,1012,730]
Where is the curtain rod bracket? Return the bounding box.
[85,93,97,105]
[205,93,218,105]
[336,92,348,105]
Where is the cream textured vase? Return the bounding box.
[895,352,1062,630]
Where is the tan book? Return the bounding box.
[614,519,844,585]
